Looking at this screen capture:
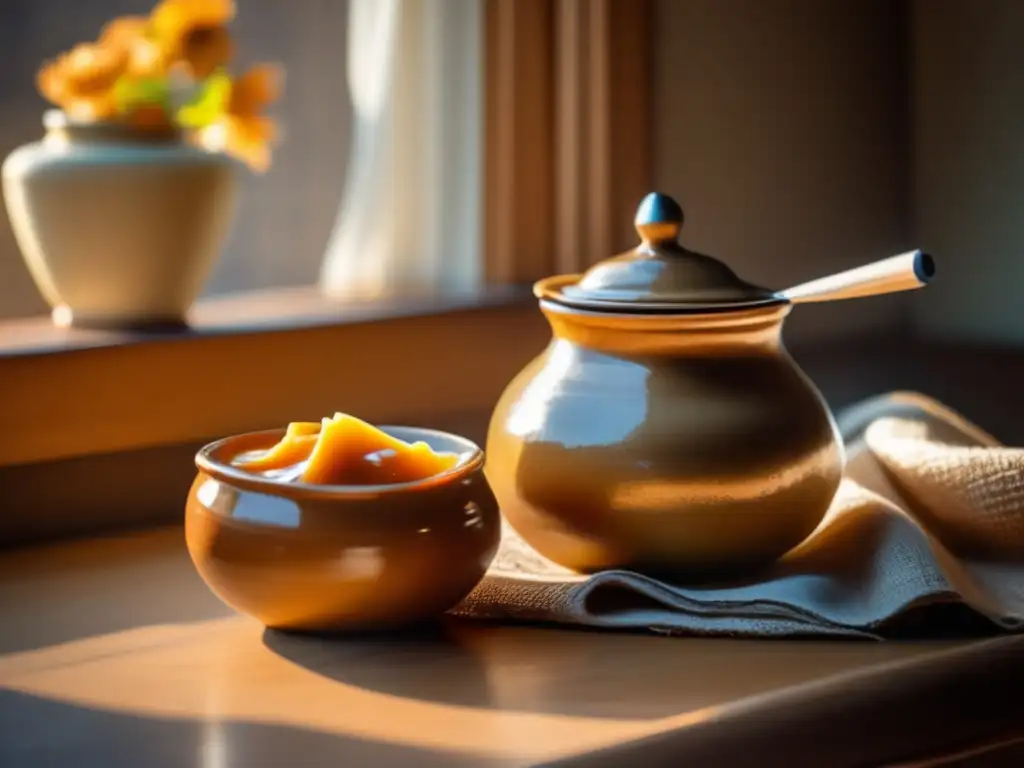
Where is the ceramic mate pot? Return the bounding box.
[487,192,934,575]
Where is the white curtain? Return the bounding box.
[320,0,483,299]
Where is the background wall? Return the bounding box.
[911,0,1024,345]
[4,0,1019,346]
[653,0,914,343]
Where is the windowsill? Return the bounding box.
[0,284,544,467]
[0,285,551,546]
[0,284,534,357]
[5,284,1024,548]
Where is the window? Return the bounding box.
[0,0,653,545]
[0,0,652,319]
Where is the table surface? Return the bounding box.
[0,528,1021,768]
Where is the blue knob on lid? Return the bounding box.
[634,192,684,245]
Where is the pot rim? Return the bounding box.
[537,292,793,334]
[195,425,485,500]
[534,274,790,315]
[43,109,184,145]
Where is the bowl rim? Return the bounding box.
[195,425,485,500]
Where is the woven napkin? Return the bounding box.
[456,392,1024,638]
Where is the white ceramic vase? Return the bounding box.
[2,111,238,328]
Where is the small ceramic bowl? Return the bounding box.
[185,426,501,632]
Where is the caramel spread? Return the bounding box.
[234,414,459,485]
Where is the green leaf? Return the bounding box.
[114,75,171,115]
[176,70,232,129]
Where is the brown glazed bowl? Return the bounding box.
[185,426,500,632]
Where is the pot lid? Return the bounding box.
[548,192,781,313]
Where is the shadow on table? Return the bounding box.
[0,689,484,768]
[262,620,504,713]
[0,529,233,655]
[259,618,952,722]
[258,619,756,720]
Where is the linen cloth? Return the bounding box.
[456,393,1024,638]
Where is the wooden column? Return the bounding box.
[484,0,556,284]
[485,0,653,283]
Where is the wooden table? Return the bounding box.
[1,528,1022,767]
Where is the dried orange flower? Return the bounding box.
[99,16,149,49]
[37,42,128,122]
[37,16,167,122]
[198,64,283,172]
[34,0,283,170]
[150,0,236,79]
[100,16,172,79]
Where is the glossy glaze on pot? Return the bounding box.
[186,426,500,632]
[487,295,844,576]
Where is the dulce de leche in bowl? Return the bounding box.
[185,414,500,632]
